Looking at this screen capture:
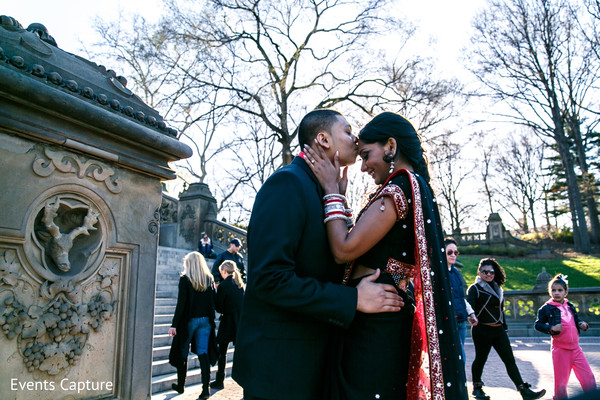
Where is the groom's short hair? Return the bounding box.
[298,109,343,148]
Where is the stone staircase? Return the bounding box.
[151,247,235,395]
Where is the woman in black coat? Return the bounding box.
[467,258,545,400]
[210,260,244,390]
[168,251,216,399]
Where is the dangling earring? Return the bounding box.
[382,151,394,174]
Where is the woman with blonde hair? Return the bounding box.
[168,251,216,399]
[210,260,245,390]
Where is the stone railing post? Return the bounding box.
[176,182,218,250]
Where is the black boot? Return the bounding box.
[210,345,226,389]
[171,360,187,394]
[518,383,545,400]
[198,354,211,399]
[209,379,224,390]
[472,382,490,400]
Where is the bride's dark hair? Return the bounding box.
[359,112,430,183]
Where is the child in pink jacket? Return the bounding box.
[535,274,597,399]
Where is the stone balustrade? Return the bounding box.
[203,218,247,258]
[503,288,600,336]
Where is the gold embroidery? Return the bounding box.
[409,172,444,400]
[385,258,416,290]
[374,184,408,220]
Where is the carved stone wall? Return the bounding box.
[0,133,168,399]
[0,16,191,399]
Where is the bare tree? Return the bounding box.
[495,132,548,233]
[468,0,600,252]
[430,133,476,234]
[89,0,462,223]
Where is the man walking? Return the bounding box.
[212,238,245,284]
[233,109,403,400]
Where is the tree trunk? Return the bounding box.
[570,118,600,243]
[556,134,591,253]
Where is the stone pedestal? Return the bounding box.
[0,17,191,399]
[175,183,217,250]
[486,212,507,244]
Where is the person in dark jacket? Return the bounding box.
[210,260,245,390]
[211,238,245,284]
[535,274,596,399]
[467,258,546,400]
[445,238,478,365]
[168,251,216,399]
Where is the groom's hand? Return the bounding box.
[356,269,403,313]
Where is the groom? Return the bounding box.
[233,109,403,400]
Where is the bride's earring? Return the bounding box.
[382,151,394,174]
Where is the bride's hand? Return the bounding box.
[303,143,340,194]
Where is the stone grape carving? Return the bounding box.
[0,249,119,375]
[41,197,99,272]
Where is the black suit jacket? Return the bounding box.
[232,157,357,399]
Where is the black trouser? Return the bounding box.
[471,324,524,388]
[215,341,230,383]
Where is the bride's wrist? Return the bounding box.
[323,184,339,194]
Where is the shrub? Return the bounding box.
[459,245,532,257]
[552,227,574,244]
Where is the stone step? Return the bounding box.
[154,333,173,348]
[155,305,176,315]
[152,343,232,362]
[153,345,172,361]
[155,298,176,307]
[154,313,173,325]
[151,359,234,394]
[151,346,234,376]
[153,320,222,335]
[154,323,172,336]
[156,284,180,292]
[156,290,178,299]
[156,272,181,280]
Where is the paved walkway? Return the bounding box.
[152,338,600,400]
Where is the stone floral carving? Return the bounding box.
[179,204,196,243]
[159,196,178,223]
[0,249,119,375]
[31,146,122,194]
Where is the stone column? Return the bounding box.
[0,17,191,400]
[486,212,507,244]
[176,182,218,250]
